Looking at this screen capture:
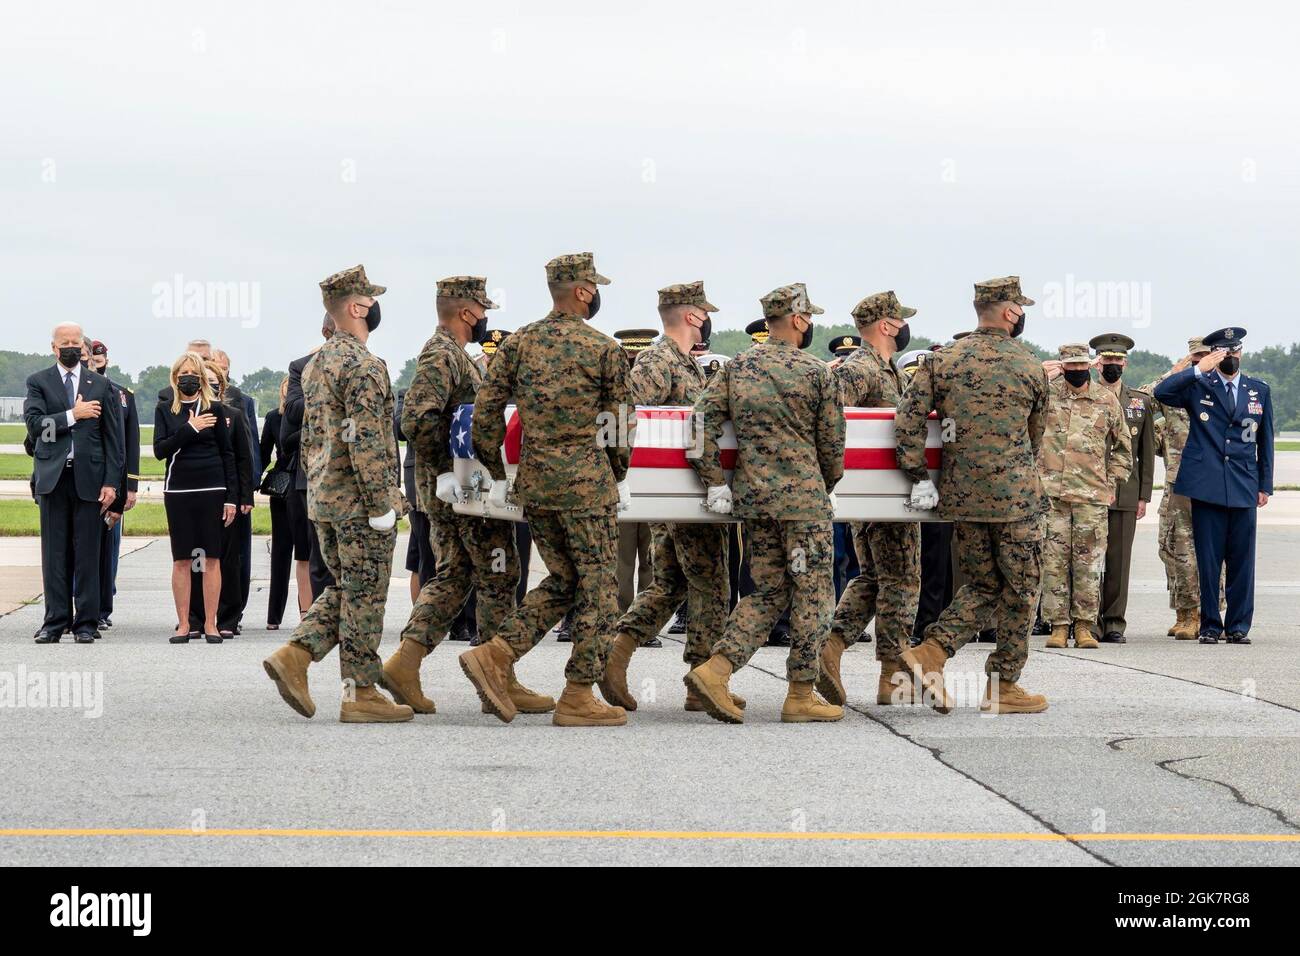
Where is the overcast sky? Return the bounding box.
[3,1,1298,376]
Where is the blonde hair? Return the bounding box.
[279,376,289,413]
[205,361,229,399]
[169,351,214,415]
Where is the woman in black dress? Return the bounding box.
[259,377,311,628]
[154,352,237,643]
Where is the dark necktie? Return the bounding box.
[64,371,75,408]
[1226,379,1237,418]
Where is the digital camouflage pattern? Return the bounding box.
[657,280,718,311]
[832,339,907,408]
[830,521,920,662]
[292,519,397,687]
[544,252,610,285]
[1037,378,1132,504]
[301,329,405,523]
[895,327,1049,522]
[493,507,619,684]
[972,275,1034,307]
[691,339,845,521]
[472,310,631,514]
[850,290,917,324]
[1041,500,1109,624]
[319,263,386,302]
[402,327,482,517]
[615,334,727,665]
[435,275,497,308]
[715,518,834,682]
[759,282,824,320]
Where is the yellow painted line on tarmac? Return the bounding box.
[0,828,1297,843]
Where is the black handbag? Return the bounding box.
[260,468,292,498]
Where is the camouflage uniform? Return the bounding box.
[691,283,845,682]
[1037,345,1132,626]
[293,265,406,688]
[895,277,1048,683]
[401,278,519,652]
[471,253,630,684]
[613,282,729,667]
[829,291,921,663]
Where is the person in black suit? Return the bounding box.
[89,339,140,632]
[155,352,237,643]
[212,349,258,622]
[260,377,311,628]
[24,323,124,643]
[280,314,336,601]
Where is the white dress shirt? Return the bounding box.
[57,361,82,459]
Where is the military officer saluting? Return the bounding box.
[1038,344,1131,649]
[686,283,846,724]
[1089,333,1155,644]
[820,291,921,706]
[1154,327,1274,644]
[263,264,411,724]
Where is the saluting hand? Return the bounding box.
[1042,360,1063,381]
[1197,349,1228,375]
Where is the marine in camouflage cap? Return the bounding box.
[545,252,611,285]
[657,280,718,312]
[851,290,917,325]
[1058,343,1091,362]
[319,263,386,304]
[436,275,499,309]
[1187,336,1209,355]
[480,328,510,356]
[745,319,770,344]
[760,282,823,319]
[973,276,1034,307]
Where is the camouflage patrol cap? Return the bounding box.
[436,276,498,309]
[481,329,510,356]
[1059,342,1091,362]
[828,335,862,358]
[319,263,386,302]
[1089,332,1134,357]
[851,290,917,324]
[973,276,1034,307]
[745,319,770,344]
[545,252,611,285]
[1188,335,1209,355]
[614,328,659,353]
[760,282,823,320]
[657,280,718,312]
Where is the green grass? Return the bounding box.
[0,452,166,481]
[0,423,155,444]
[1276,441,1300,452]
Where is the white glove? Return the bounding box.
[907,479,939,512]
[434,472,462,505]
[616,481,631,512]
[487,480,510,508]
[705,484,733,515]
[368,509,397,530]
[828,492,839,514]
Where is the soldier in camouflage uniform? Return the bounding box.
[461,252,632,727]
[598,282,736,713]
[1037,343,1131,649]
[895,276,1050,715]
[819,291,922,707]
[379,276,553,717]
[263,264,411,724]
[684,283,846,724]
[1139,337,1218,639]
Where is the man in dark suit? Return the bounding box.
[89,340,139,631]
[281,315,336,601]
[24,323,123,643]
[1154,327,1273,645]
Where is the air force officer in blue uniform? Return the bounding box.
[1154,327,1272,644]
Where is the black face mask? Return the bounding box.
[1101,364,1123,383]
[584,288,601,320]
[363,299,382,332]
[177,375,202,397]
[1219,355,1239,376]
[797,317,814,350]
[58,347,81,369]
[1010,310,1026,338]
[469,312,489,345]
[893,322,911,353]
[1063,368,1091,388]
[696,315,712,346]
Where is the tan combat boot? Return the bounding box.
[1045,623,1069,649]
[502,665,555,714]
[459,637,519,723]
[597,633,639,711]
[685,683,746,712]
[380,638,436,714]
[782,681,844,722]
[553,681,627,727]
[980,677,1049,715]
[900,639,954,713]
[1166,613,1179,637]
[684,655,743,724]
[1173,607,1199,640]
[876,658,914,705]
[816,632,848,705]
[1073,620,1099,649]
[263,642,316,718]
[340,684,415,723]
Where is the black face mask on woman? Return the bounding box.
[177,375,202,397]
[1063,368,1091,388]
